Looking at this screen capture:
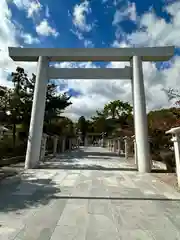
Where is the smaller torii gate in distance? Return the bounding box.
[84,133,105,146]
[8,46,174,172]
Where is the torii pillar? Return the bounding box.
[132,56,151,172]
[25,56,48,168]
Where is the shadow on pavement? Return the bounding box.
[151,169,169,173]
[0,173,61,213]
[38,147,134,171]
[39,163,137,171]
[55,148,125,159]
[52,196,180,201]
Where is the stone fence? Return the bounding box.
[39,134,81,162]
[166,127,180,187]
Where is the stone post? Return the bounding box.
[62,137,66,152]
[131,135,137,165]
[116,139,119,154]
[113,139,116,153]
[39,133,48,162]
[132,56,151,173]
[53,136,58,156]
[101,138,104,148]
[75,138,77,148]
[25,56,49,169]
[84,136,88,146]
[71,138,73,149]
[117,138,121,155]
[76,138,79,148]
[124,136,129,159]
[110,139,113,151]
[68,138,72,150]
[74,138,77,148]
[166,127,180,187]
[171,135,180,187]
[72,137,76,149]
[108,139,111,151]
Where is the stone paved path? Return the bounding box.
[1,147,180,239]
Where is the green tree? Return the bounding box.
[103,100,132,119]
[89,100,133,138]
[0,67,72,149]
[147,108,180,162]
[44,117,75,136]
[10,67,72,137]
[0,85,22,147]
[0,86,11,123]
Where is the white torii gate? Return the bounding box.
[8,46,174,172]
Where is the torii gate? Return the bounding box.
[8,46,174,172]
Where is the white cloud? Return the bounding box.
[21,33,40,44]
[126,3,180,47]
[0,0,19,88]
[70,29,84,40]
[1,0,180,123]
[0,0,37,88]
[84,39,94,47]
[45,5,50,18]
[60,2,180,120]
[113,0,124,6]
[36,19,59,37]
[113,1,137,25]
[70,28,94,48]
[60,56,179,121]
[54,60,132,120]
[72,0,92,32]
[12,0,29,9]
[27,1,42,18]
[109,2,180,114]
[12,0,42,19]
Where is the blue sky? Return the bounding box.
[8,0,177,49]
[0,0,180,119]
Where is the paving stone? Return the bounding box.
[111,204,144,229]
[51,171,67,184]
[53,186,73,197]
[141,214,179,231]
[60,173,79,187]
[86,229,120,240]
[50,225,87,240]
[15,199,67,240]
[71,174,91,197]
[118,229,153,240]
[148,230,180,240]
[1,147,180,239]
[88,200,113,222]
[51,199,89,240]
[86,213,119,240]
[57,199,88,227]
[165,210,180,229]
[0,225,23,240]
